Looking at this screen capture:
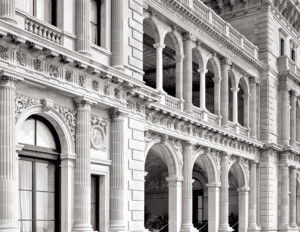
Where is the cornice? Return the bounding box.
[146,0,265,75]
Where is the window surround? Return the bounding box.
[279,28,288,57]
[290,39,298,62]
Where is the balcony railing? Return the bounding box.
[207,111,219,126]
[277,55,300,76]
[192,106,202,120]
[175,0,259,59]
[165,95,181,110]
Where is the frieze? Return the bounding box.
[16,51,26,66]
[0,45,8,60]
[90,116,108,151]
[65,71,73,82]
[78,75,86,87]
[49,65,59,78]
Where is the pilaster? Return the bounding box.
[221,58,231,127]
[290,91,296,146]
[0,0,16,24]
[289,166,297,228]
[249,77,258,139]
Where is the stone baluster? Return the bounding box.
[221,58,231,127]
[183,33,195,113]
[249,77,258,139]
[73,98,93,232]
[75,0,91,56]
[219,153,232,232]
[154,43,165,93]
[0,75,19,232]
[111,0,124,69]
[181,142,197,232]
[109,109,127,231]
[0,0,16,24]
[248,161,260,231]
[290,90,297,146]
[290,166,297,228]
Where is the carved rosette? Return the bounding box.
[90,116,108,151]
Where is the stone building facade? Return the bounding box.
[0,0,299,232]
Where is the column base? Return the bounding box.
[180,225,198,232]
[77,50,92,57]
[0,16,17,24]
[248,226,262,232]
[0,228,19,232]
[72,224,93,232]
[109,225,129,232]
[219,225,234,232]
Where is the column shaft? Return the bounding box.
[248,162,259,230]
[154,43,165,93]
[213,77,222,116]
[280,88,290,146]
[280,164,289,228]
[232,88,239,124]
[207,183,220,232]
[200,70,206,110]
[0,0,16,24]
[243,94,250,129]
[238,188,249,232]
[175,55,184,102]
[76,0,91,56]
[290,91,297,146]
[168,178,182,232]
[111,0,124,69]
[109,110,126,230]
[183,36,194,113]
[181,143,196,232]
[290,167,297,227]
[249,80,257,139]
[73,100,93,232]
[0,76,18,232]
[221,59,230,126]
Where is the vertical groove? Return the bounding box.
[0,0,16,23]
[76,0,91,55]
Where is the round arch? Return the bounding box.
[15,105,75,155]
[143,13,162,44]
[229,161,249,188]
[205,53,221,78]
[238,75,250,97]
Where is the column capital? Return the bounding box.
[231,87,240,92]
[109,107,127,120]
[174,54,185,62]
[166,176,184,183]
[74,97,96,109]
[206,182,221,188]
[249,76,260,84]
[153,43,165,50]
[290,89,296,96]
[290,165,297,171]
[237,186,250,192]
[182,32,196,42]
[183,140,193,147]
[220,57,232,66]
[213,76,222,83]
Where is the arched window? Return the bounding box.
[18,116,60,232]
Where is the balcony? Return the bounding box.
[277,55,300,76]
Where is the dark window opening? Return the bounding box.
[32,0,57,26]
[291,48,296,62]
[193,190,203,224]
[91,175,100,231]
[91,0,102,46]
[280,38,285,56]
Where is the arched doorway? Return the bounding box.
[144,143,181,232]
[18,115,61,232]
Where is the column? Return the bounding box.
[221,58,231,126]
[213,76,222,117]
[243,93,250,129]
[207,183,220,232]
[219,153,232,232]
[249,78,257,139]
[280,163,289,229]
[181,142,197,232]
[154,43,165,93]
[232,87,239,124]
[175,54,184,108]
[280,85,290,146]
[183,33,195,113]
[109,109,127,231]
[238,187,249,232]
[167,177,182,232]
[0,76,18,232]
[76,0,91,56]
[0,0,16,24]
[73,98,93,232]
[290,91,297,146]
[199,69,207,110]
[290,166,297,228]
[248,161,260,231]
[297,99,300,142]
[111,0,124,69]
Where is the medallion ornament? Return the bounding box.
[90,116,108,151]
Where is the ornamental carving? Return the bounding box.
[92,80,99,91]
[114,88,121,99]
[50,65,59,78]
[90,116,108,151]
[65,71,73,82]
[0,45,8,60]
[17,51,26,66]
[104,84,110,95]
[15,94,41,120]
[78,75,86,87]
[33,59,42,71]
[170,138,183,167]
[238,157,250,185]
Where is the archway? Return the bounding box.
[238,84,244,126]
[205,59,216,113]
[144,143,181,232]
[192,47,205,108]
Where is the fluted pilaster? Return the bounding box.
[111,0,124,69]
[0,0,16,24]
[109,109,126,231]
[76,0,91,56]
[280,87,290,146]
[280,163,289,229]
[221,58,230,126]
[0,76,18,232]
[290,91,297,146]
[290,166,297,228]
[73,98,93,232]
[249,78,257,139]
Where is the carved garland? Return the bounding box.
[90,116,108,151]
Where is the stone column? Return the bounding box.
[219,153,232,232]
[213,76,222,117]
[238,187,249,232]
[175,54,184,103]
[249,78,257,139]
[290,91,297,146]
[181,142,197,232]
[0,0,16,24]
[232,87,239,124]
[73,98,93,232]
[221,58,231,126]
[109,109,127,231]
[199,69,207,110]
[111,0,124,69]
[290,166,297,228]
[75,0,91,56]
[183,33,195,113]
[0,76,18,232]
[167,177,183,232]
[280,163,290,229]
[243,93,250,129]
[248,161,260,231]
[154,43,165,93]
[207,183,220,232]
[280,85,290,146]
